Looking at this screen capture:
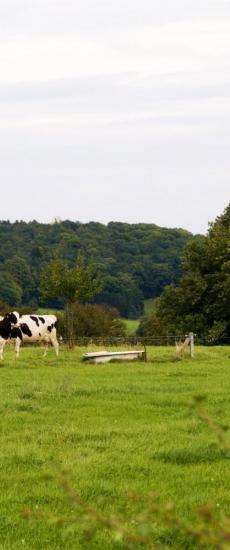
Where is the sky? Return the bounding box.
[0,0,230,235]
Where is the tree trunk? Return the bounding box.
[65,301,75,348]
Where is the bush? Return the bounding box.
[57,303,127,340]
[137,314,167,344]
[0,299,11,316]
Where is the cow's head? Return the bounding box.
[4,311,20,326]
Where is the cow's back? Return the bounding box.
[18,314,57,342]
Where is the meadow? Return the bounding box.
[0,345,230,549]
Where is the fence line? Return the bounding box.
[58,335,184,346]
[58,335,230,346]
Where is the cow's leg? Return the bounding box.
[43,343,48,357]
[51,336,59,356]
[0,337,8,360]
[0,340,5,360]
[15,338,21,358]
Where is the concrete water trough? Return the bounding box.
[82,350,146,363]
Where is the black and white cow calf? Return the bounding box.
[3,312,59,358]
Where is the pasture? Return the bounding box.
[0,345,230,549]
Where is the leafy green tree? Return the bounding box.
[40,257,101,345]
[40,257,101,304]
[4,256,35,304]
[156,203,230,343]
[0,299,11,315]
[96,273,144,318]
[0,271,23,307]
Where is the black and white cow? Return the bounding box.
[0,315,13,360]
[1,312,59,359]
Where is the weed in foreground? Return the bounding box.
[21,469,230,549]
[21,399,230,549]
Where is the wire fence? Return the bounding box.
[58,335,230,347]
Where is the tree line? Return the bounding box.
[0,220,191,318]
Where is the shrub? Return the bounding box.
[137,314,167,344]
[57,303,127,341]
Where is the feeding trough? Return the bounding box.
[82,350,146,363]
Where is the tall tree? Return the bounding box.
[155,204,230,343]
[40,257,101,345]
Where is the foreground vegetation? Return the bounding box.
[0,345,230,549]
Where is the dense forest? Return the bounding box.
[0,220,191,317]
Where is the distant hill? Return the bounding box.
[0,220,192,317]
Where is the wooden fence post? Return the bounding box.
[189,332,195,358]
[143,343,147,362]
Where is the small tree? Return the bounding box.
[39,257,101,346]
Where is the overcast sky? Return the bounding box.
[0,0,229,234]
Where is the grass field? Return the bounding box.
[122,318,139,335]
[0,345,230,549]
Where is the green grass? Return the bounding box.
[35,308,61,315]
[122,318,139,335]
[0,345,230,549]
[122,298,158,335]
